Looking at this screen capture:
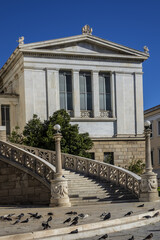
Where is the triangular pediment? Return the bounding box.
[19,34,149,60]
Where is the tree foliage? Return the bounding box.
[9,110,93,158]
[127,158,145,175]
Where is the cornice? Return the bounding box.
[19,34,149,58]
[0,50,23,79]
[21,49,148,61]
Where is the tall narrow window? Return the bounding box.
[1,105,10,135]
[158,121,160,135]
[59,71,73,110]
[99,73,111,111]
[79,72,92,110]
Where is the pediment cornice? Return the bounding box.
[19,34,149,59]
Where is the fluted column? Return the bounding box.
[92,70,99,118]
[72,70,80,118]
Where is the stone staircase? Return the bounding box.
[63,170,138,206]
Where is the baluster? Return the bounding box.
[48,151,52,164]
[61,154,65,168]
[116,170,119,185]
[107,166,110,182]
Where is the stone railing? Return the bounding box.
[0,141,55,188]
[14,143,141,197]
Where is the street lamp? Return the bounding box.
[139,121,158,202]
[50,124,71,207]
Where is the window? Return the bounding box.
[59,71,73,110]
[99,73,111,111]
[79,72,92,110]
[151,150,154,166]
[1,105,10,135]
[104,152,114,165]
[158,121,160,135]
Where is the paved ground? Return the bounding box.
[0,201,160,238]
[83,222,160,239]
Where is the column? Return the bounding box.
[48,69,60,116]
[72,70,80,118]
[111,72,115,118]
[92,70,99,118]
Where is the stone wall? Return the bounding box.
[91,138,145,167]
[0,160,50,205]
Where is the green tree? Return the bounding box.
[128,158,145,175]
[9,110,93,158]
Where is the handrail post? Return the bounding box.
[139,121,159,202]
[50,127,71,207]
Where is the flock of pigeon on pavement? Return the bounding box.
[0,203,159,240]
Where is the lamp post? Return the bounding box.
[139,121,159,202]
[50,124,71,207]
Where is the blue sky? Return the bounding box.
[0,0,159,110]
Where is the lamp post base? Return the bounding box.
[139,172,159,202]
[50,176,71,207]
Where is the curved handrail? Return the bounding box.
[0,141,55,189]
[13,143,141,197]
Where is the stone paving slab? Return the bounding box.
[0,201,160,238]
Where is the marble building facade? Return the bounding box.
[0,26,149,166]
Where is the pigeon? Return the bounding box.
[143,233,153,239]
[70,229,78,234]
[4,217,12,221]
[148,208,155,212]
[137,204,144,207]
[128,236,134,240]
[98,233,108,239]
[17,213,24,219]
[152,211,159,217]
[100,212,107,218]
[66,211,77,215]
[7,214,15,218]
[21,218,29,223]
[28,213,38,218]
[143,215,151,219]
[103,213,111,220]
[72,216,79,222]
[47,216,52,222]
[35,215,42,219]
[42,221,51,230]
[48,212,53,216]
[124,211,133,217]
[63,217,71,224]
[12,219,20,225]
[70,220,78,226]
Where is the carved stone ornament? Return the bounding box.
[18,36,24,45]
[143,46,149,53]
[140,174,158,193]
[51,181,68,198]
[82,25,93,35]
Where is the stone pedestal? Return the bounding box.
[50,175,71,207]
[139,172,159,202]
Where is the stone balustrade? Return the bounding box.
[14,143,141,197]
[0,141,55,188]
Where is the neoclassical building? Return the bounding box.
[144,105,160,169]
[0,25,149,166]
